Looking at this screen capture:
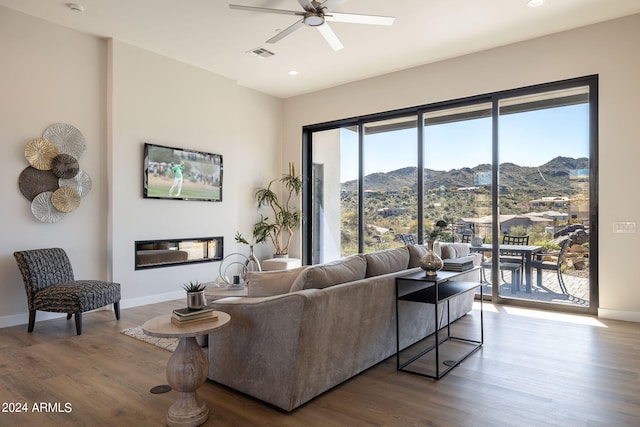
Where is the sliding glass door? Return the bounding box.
[310,127,358,263]
[495,85,592,307]
[422,102,493,297]
[363,116,418,253]
[304,76,597,314]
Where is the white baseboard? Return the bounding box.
[0,311,66,329]
[598,308,640,323]
[118,290,184,310]
[0,291,184,329]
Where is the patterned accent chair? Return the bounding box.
[13,248,121,335]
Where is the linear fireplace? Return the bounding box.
[135,236,223,270]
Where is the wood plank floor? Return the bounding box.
[1,300,639,426]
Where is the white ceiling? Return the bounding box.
[2,0,639,99]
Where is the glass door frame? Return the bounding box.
[302,75,598,315]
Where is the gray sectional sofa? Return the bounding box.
[205,243,481,411]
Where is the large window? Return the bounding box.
[304,76,597,314]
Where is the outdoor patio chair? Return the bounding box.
[500,234,529,283]
[481,259,522,294]
[532,238,571,294]
[400,234,417,245]
[13,248,121,335]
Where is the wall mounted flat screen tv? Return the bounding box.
[143,142,223,202]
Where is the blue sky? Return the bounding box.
[340,103,589,182]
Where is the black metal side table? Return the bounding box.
[396,268,483,379]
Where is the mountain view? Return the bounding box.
[341,156,589,194]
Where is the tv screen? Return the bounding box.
[143,142,223,202]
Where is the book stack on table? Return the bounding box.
[171,306,218,327]
[442,258,474,272]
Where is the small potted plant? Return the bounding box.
[182,280,207,310]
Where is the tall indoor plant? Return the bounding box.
[247,163,304,257]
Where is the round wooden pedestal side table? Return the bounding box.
[143,311,230,427]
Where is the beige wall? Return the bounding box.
[0,7,283,326]
[283,13,640,322]
[109,40,282,306]
[0,7,109,325]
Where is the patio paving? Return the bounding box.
[480,268,590,307]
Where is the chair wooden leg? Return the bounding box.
[114,301,120,320]
[67,313,73,320]
[28,310,36,332]
[74,312,82,335]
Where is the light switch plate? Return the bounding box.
[613,222,636,233]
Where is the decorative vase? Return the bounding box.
[187,290,206,310]
[420,240,444,276]
[245,245,262,272]
[273,253,289,259]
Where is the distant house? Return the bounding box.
[528,196,570,209]
[459,212,557,237]
[377,207,408,217]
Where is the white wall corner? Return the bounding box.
[598,308,640,323]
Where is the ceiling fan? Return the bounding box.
[229,0,395,51]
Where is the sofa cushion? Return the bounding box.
[440,244,456,260]
[452,243,470,258]
[246,266,307,297]
[435,242,471,260]
[289,255,367,292]
[407,244,427,268]
[364,246,409,277]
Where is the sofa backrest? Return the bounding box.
[407,242,475,268]
[364,246,409,277]
[246,266,308,297]
[289,254,367,292]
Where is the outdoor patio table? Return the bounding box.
[469,244,543,292]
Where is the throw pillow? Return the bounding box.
[407,244,427,268]
[440,244,456,260]
[364,246,409,277]
[246,266,308,297]
[452,243,470,258]
[289,255,367,292]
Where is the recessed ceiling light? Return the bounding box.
[527,0,545,7]
[67,3,84,13]
[288,70,299,76]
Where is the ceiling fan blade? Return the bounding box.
[266,19,305,44]
[229,4,302,17]
[317,23,344,51]
[326,12,395,26]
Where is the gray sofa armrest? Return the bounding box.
[206,292,317,411]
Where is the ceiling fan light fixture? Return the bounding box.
[304,12,325,27]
